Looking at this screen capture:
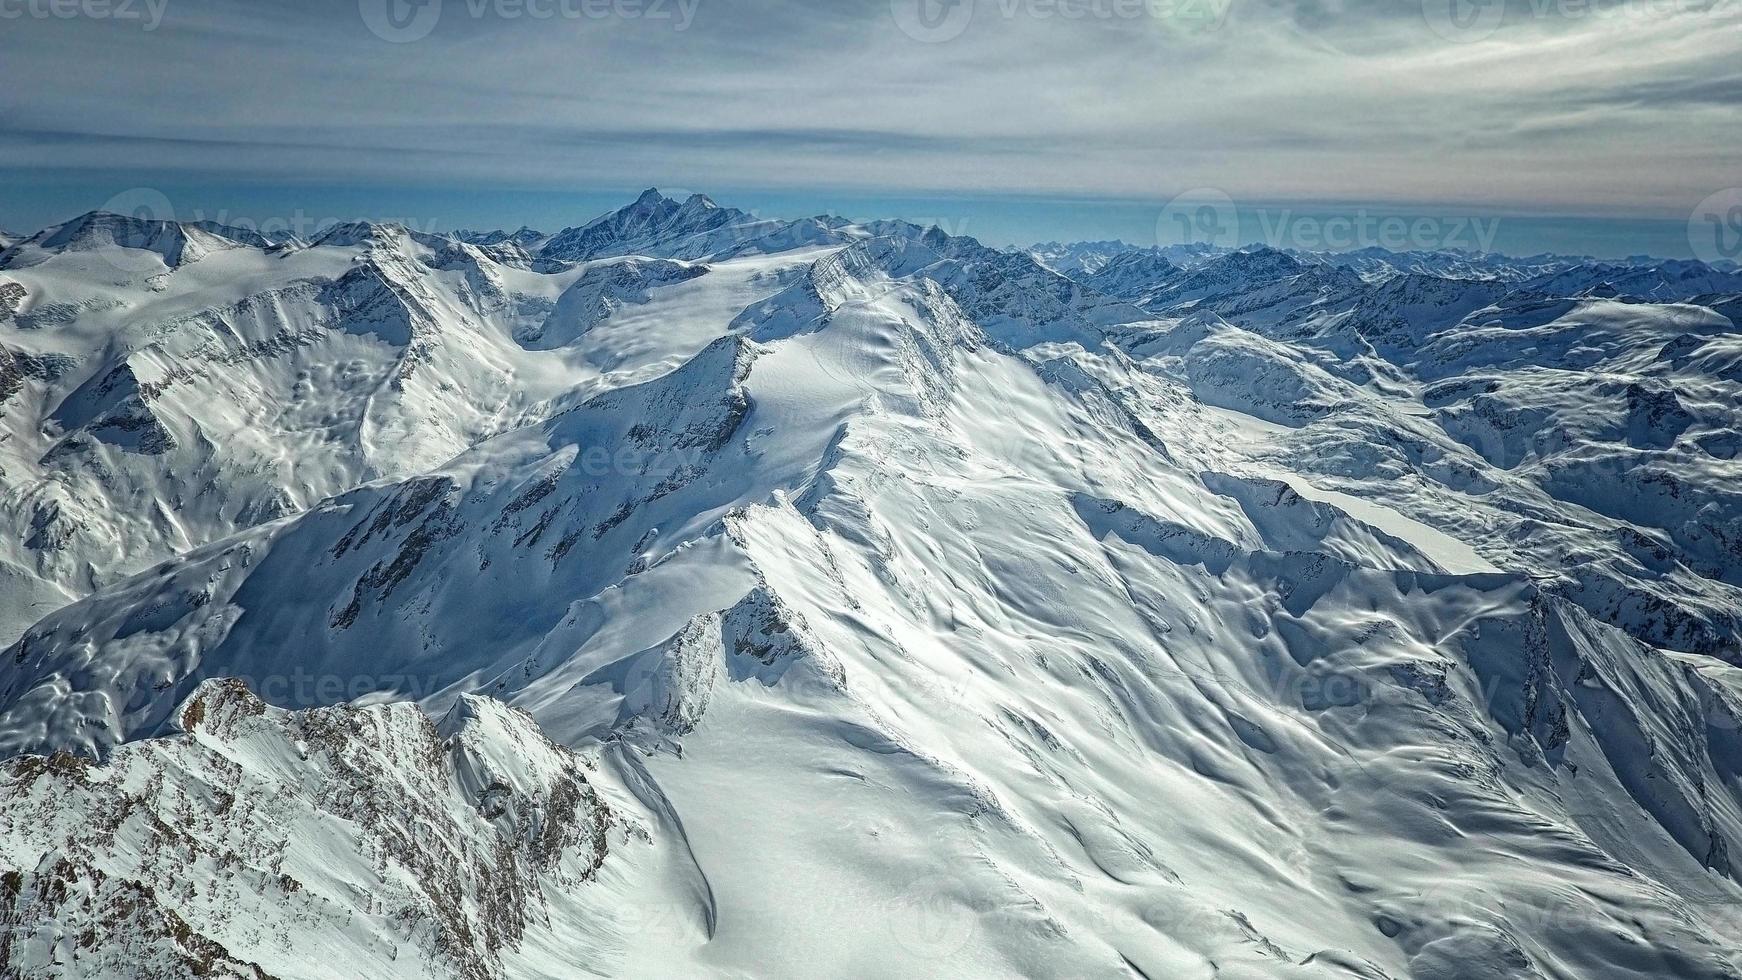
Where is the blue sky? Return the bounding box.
[2,0,1737,256]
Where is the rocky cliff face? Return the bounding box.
[0,679,615,980]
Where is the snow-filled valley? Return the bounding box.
[1,190,1740,979]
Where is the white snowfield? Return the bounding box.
[0,191,1739,978]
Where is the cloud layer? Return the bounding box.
[1,0,1737,230]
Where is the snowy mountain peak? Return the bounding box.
[455,225,549,250]
[1219,244,1307,275]
[538,188,754,261]
[0,210,271,272]
[1082,248,1179,302]
[306,219,448,251]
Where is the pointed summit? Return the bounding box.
[539,189,793,262]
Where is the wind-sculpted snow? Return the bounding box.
[1084,242,1742,662]
[2,193,1741,978]
[1182,329,1356,425]
[516,258,707,350]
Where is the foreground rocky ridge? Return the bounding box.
[0,679,616,979]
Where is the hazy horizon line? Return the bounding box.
[0,180,1727,263]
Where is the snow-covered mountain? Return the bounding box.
[1519,259,1742,302]
[1026,239,1220,275]
[2,193,1740,978]
[456,225,552,251]
[1034,238,1731,293]
[537,189,857,263]
[1081,248,1178,301]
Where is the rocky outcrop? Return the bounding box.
[0,680,613,980]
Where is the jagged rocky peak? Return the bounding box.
[0,344,23,406]
[538,188,729,260]
[602,580,848,747]
[0,678,616,980]
[1093,247,1177,279]
[533,188,829,263]
[718,583,844,687]
[1208,244,1308,278]
[0,278,24,320]
[540,332,761,470]
[306,219,453,252]
[672,190,721,216]
[1024,238,1148,275]
[1082,248,1180,301]
[456,225,548,250]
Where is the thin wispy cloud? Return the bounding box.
[0,0,1736,234]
